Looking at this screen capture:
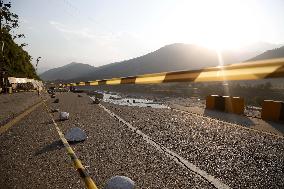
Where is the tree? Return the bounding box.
[0,1,39,79]
[1,1,19,31]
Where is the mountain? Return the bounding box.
[41,43,284,82]
[246,46,284,61]
[40,62,96,81]
[75,43,248,81]
[36,66,53,75]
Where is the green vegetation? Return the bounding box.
[0,1,39,79]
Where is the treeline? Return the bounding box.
[0,1,39,79]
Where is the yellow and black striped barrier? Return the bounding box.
[261,100,284,121]
[43,102,98,189]
[64,58,284,87]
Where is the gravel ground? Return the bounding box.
[52,93,214,189]
[126,94,284,136]
[103,102,284,189]
[0,92,215,189]
[170,104,284,136]
[0,99,81,188]
[1,92,283,188]
[0,92,44,126]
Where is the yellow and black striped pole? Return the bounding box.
[64,58,284,87]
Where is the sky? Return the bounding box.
[9,0,284,72]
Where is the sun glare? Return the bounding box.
[164,0,261,51]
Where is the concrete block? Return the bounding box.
[261,100,282,121]
[215,96,225,111]
[225,96,244,115]
[206,95,218,109]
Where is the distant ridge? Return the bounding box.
[40,43,284,82]
[40,62,96,81]
[247,46,284,61]
[75,43,244,81]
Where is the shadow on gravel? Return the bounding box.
[263,120,284,135]
[41,120,54,125]
[34,140,84,156]
[34,140,64,156]
[41,118,63,125]
[204,109,255,127]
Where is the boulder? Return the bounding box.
[93,98,100,104]
[59,112,69,121]
[65,127,86,142]
[104,176,135,189]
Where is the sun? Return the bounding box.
[162,0,261,51]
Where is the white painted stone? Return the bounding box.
[65,127,86,142]
[59,112,69,121]
[104,176,135,189]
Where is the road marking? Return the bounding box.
[43,101,98,189]
[0,100,44,134]
[98,102,231,189]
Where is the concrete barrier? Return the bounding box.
[224,96,245,115]
[206,95,244,115]
[205,95,218,110]
[261,100,284,121]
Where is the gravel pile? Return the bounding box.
[104,102,284,189]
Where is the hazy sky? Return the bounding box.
[10,0,284,71]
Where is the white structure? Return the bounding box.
[8,77,43,90]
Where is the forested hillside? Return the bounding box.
[1,29,38,79]
[0,1,38,79]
